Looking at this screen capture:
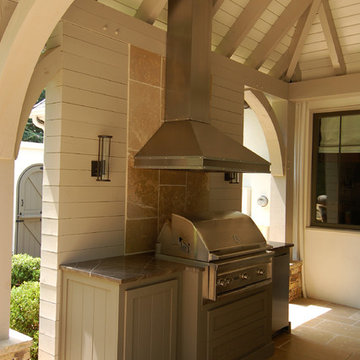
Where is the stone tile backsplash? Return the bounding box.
[126,46,209,254]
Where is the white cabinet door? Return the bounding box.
[124,280,178,360]
[62,274,119,360]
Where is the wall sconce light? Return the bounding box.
[91,135,112,181]
[224,172,240,184]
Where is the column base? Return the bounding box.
[0,329,32,360]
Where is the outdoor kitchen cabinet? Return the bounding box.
[60,255,182,360]
[268,242,293,335]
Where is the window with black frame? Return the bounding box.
[311,110,360,229]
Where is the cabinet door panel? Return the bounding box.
[62,275,119,360]
[124,280,178,360]
[207,288,271,360]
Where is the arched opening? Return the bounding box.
[242,90,287,243]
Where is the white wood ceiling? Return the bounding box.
[98,0,360,82]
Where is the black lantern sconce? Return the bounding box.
[91,135,112,181]
[224,172,240,184]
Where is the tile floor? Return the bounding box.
[270,298,360,360]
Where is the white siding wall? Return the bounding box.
[209,74,244,212]
[40,17,128,359]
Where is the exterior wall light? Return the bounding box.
[91,135,112,181]
[224,172,240,184]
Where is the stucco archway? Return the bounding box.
[244,89,285,176]
[0,0,74,159]
[0,0,74,342]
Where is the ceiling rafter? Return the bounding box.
[135,0,167,25]
[285,0,322,81]
[318,0,346,75]
[244,0,312,70]
[212,0,224,16]
[268,9,309,79]
[215,0,272,57]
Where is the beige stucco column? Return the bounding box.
[0,159,14,340]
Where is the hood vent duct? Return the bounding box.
[134,0,270,173]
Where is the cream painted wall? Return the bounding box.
[305,227,360,307]
[295,94,360,309]
[243,108,271,238]
[0,159,14,339]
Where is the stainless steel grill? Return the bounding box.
[156,211,273,301]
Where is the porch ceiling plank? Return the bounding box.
[212,52,289,99]
[285,0,322,81]
[215,0,272,57]
[318,0,346,75]
[212,0,224,16]
[135,0,167,25]
[244,0,312,70]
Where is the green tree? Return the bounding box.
[22,90,45,143]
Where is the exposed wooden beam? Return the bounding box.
[285,0,321,81]
[135,0,167,25]
[212,0,224,16]
[244,89,285,176]
[318,0,346,75]
[215,0,272,57]
[245,0,312,69]
[269,9,309,79]
[289,72,360,101]
[212,52,289,99]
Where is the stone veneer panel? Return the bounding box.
[126,218,158,253]
[130,46,162,87]
[0,330,32,360]
[159,185,186,232]
[186,172,210,216]
[160,170,186,186]
[128,80,161,153]
[126,46,210,254]
[289,260,303,301]
[127,153,159,218]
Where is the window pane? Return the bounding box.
[319,116,340,153]
[312,111,360,229]
[315,153,339,224]
[341,114,360,153]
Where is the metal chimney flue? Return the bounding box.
[165,0,212,123]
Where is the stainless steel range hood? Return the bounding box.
[134,0,270,173]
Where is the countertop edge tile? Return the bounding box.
[60,253,191,284]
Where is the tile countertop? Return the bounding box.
[61,253,191,284]
[267,241,294,250]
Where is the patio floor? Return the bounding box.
[270,297,360,360]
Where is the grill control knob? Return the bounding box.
[217,278,225,287]
[257,269,264,276]
[241,273,248,280]
[225,277,232,286]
